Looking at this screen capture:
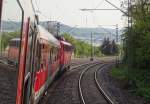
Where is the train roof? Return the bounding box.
[60,40,72,46]
[38,25,60,47]
[10,38,20,41]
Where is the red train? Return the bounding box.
[0,0,73,104]
[8,38,20,65]
[7,25,73,103]
[33,26,73,103]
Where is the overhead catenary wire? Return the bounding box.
[94,0,105,9]
[34,0,40,12]
[33,0,52,21]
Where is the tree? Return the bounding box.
[122,0,150,69]
[101,38,118,55]
[62,33,102,57]
[1,31,20,51]
[111,40,118,54]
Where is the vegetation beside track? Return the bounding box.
[62,33,103,57]
[0,31,20,51]
[110,0,150,102]
[111,65,150,102]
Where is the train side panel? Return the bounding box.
[33,26,61,103]
[60,41,73,71]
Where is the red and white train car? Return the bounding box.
[59,40,73,72]
[4,25,73,104]
[33,25,61,103]
[1,0,39,103]
[0,0,73,103]
[7,38,20,64]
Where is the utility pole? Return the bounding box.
[47,21,50,32]
[56,22,60,36]
[90,32,93,61]
[116,24,119,67]
[128,0,133,69]
[0,0,2,54]
[116,24,118,43]
[0,0,3,28]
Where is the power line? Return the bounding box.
[80,0,128,16]
[104,0,128,15]
[34,0,40,12]
[33,0,51,21]
[81,8,118,11]
[94,0,105,9]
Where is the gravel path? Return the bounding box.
[0,63,17,104]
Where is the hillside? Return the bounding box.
[2,21,122,44]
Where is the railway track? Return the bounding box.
[0,56,17,67]
[69,61,99,71]
[40,61,114,104]
[95,64,115,104]
[78,63,115,104]
[69,59,95,67]
[40,61,99,104]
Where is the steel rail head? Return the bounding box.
[78,62,101,104]
[94,64,115,104]
[69,61,100,71]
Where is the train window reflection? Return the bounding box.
[0,0,22,104]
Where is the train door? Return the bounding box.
[0,0,23,104]
[48,45,53,79]
[23,23,38,104]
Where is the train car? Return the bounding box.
[59,40,73,72]
[33,25,60,103]
[5,25,61,103]
[7,38,20,65]
[0,0,39,104]
[0,1,73,104]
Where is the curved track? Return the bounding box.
[78,63,114,104]
[40,61,98,104]
[40,61,114,104]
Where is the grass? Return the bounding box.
[111,65,150,102]
[111,65,128,80]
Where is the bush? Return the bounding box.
[111,65,150,102]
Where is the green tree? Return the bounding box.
[62,33,102,57]
[111,40,118,54]
[123,0,150,69]
[101,38,118,55]
[1,31,20,51]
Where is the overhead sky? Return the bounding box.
[35,0,126,28]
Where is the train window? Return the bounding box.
[51,48,55,62]
[42,44,44,49]
[0,0,23,103]
[54,49,56,61]
[52,48,58,61]
[55,48,58,61]
[9,39,20,47]
[49,51,51,63]
[35,40,41,71]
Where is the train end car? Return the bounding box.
[7,38,20,65]
[59,40,73,72]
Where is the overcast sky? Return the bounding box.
[33,0,126,28]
